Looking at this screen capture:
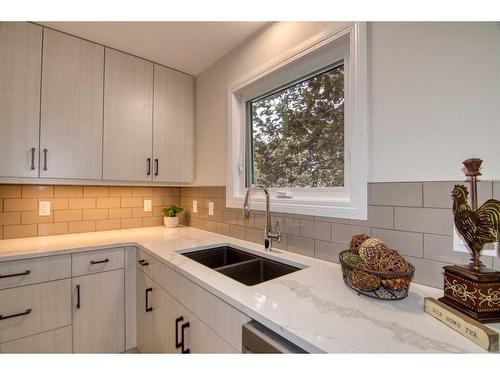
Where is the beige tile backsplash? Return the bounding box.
[1,181,499,290]
[0,184,179,239]
[178,181,500,289]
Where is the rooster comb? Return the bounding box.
[453,184,469,197]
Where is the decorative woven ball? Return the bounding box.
[358,238,388,263]
[381,277,410,291]
[349,234,371,254]
[351,263,381,292]
[344,253,364,267]
[372,249,410,273]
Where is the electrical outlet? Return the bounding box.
[453,226,498,257]
[144,199,152,212]
[208,201,214,216]
[193,200,198,213]
[39,201,51,216]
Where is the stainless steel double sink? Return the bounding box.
[181,246,302,286]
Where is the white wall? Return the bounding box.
[193,22,500,186]
[369,22,500,182]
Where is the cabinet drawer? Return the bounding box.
[0,255,71,290]
[72,247,124,276]
[0,279,71,343]
[136,249,167,286]
[0,326,72,353]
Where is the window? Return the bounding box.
[227,22,367,219]
[247,63,345,188]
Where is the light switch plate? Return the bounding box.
[453,226,497,257]
[193,200,198,213]
[144,199,152,212]
[39,201,51,216]
[208,201,214,216]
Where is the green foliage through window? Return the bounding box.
[247,63,344,188]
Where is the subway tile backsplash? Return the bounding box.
[0,184,180,239]
[178,181,499,289]
[0,181,498,290]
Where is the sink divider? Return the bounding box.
[213,258,261,272]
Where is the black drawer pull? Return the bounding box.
[30,147,36,170]
[138,259,149,266]
[0,270,31,279]
[181,322,190,353]
[175,316,190,353]
[43,148,48,171]
[90,258,109,265]
[0,308,32,320]
[76,284,81,309]
[175,316,184,348]
[145,287,153,312]
[154,159,159,176]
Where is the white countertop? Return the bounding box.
[0,226,497,353]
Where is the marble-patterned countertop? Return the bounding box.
[0,226,497,353]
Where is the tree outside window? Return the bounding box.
[248,64,344,188]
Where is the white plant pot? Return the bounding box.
[163,216,179,228]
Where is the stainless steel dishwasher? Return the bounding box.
[242,321,307,353]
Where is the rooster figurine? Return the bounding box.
[452,184,500,271]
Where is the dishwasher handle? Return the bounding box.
[242,321,307,354]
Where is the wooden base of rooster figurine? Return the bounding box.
[438,159,500,323]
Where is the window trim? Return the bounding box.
[226,22,368,219]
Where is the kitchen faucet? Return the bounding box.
[243,183,281,251]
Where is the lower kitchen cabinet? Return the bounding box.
[177,307,237,354]
[0,247,249,354]
[136,271,175,353]
[72,269,125,353]
[0,279,72,345]
[137,269,238,354]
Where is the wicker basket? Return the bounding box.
[339,249,415,300]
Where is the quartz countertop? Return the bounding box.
[0,226,497,353]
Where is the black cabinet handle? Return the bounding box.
[175,316,190,353]
[138,259,149,266]
[0,308,32,320]
[30,147,36,170]
[154,159,159,176]
[147,158,151,176]
[181,322,190,353]
[76,284,80,309]
[145,287,153,312]
[43,149,48,171]
[0,270,31,279]
[90,258,109,265]
[175,316,183,348]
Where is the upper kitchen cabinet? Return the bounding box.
[103,48,154,182]
[40,29,104,179]
[153,65,194,182]
[0,22,42,178]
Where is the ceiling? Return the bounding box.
[40,22,269,76]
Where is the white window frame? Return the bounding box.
[226,22,368,219]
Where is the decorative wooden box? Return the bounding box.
[439,265,500,323]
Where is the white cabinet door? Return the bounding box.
[153,64,194,182]
[136,271,175,353]
[103,48,153,182]
[0,22,42,178]
[171,297,236,354]
[72,269,125,353]
[40,29,104,179]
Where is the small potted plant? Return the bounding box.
[162,205,184,228]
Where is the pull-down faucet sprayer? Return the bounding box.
[243,183,281,251]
